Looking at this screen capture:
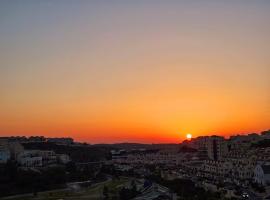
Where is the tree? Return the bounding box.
[131,179,137,193]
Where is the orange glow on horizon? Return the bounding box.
[0,1,269,143]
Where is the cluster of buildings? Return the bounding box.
[112,130,270,194]
[1,131,270,198]
[1,136,74,145]
[112,149,178,166]
[0,137,71,168]
[185,132,270,186]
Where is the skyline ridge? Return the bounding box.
[1,128,269,144]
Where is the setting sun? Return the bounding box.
[0,1,269,144]
[186,134,192,139]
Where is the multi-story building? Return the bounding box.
[0,139,25,161]
[256,148,270,163]
[17,150,43,168]
[17,150,59,167]
[254,164,270,186]
[200,159,254,184]
[228,134,262,151]
[192,136,209,149]
[202,160,232,178]
[183,136,228,160]
[39,150,57,165]
[207,136,228,161]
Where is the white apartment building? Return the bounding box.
[17,150,43,167]
[202,160,232,178]
[17,150,59,167]
[254,164,270,186]
[201,157,255,184]
[39,150,57,165]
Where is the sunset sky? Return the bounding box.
[0,1,269,143]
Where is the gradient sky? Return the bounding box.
[0,0,269,143]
